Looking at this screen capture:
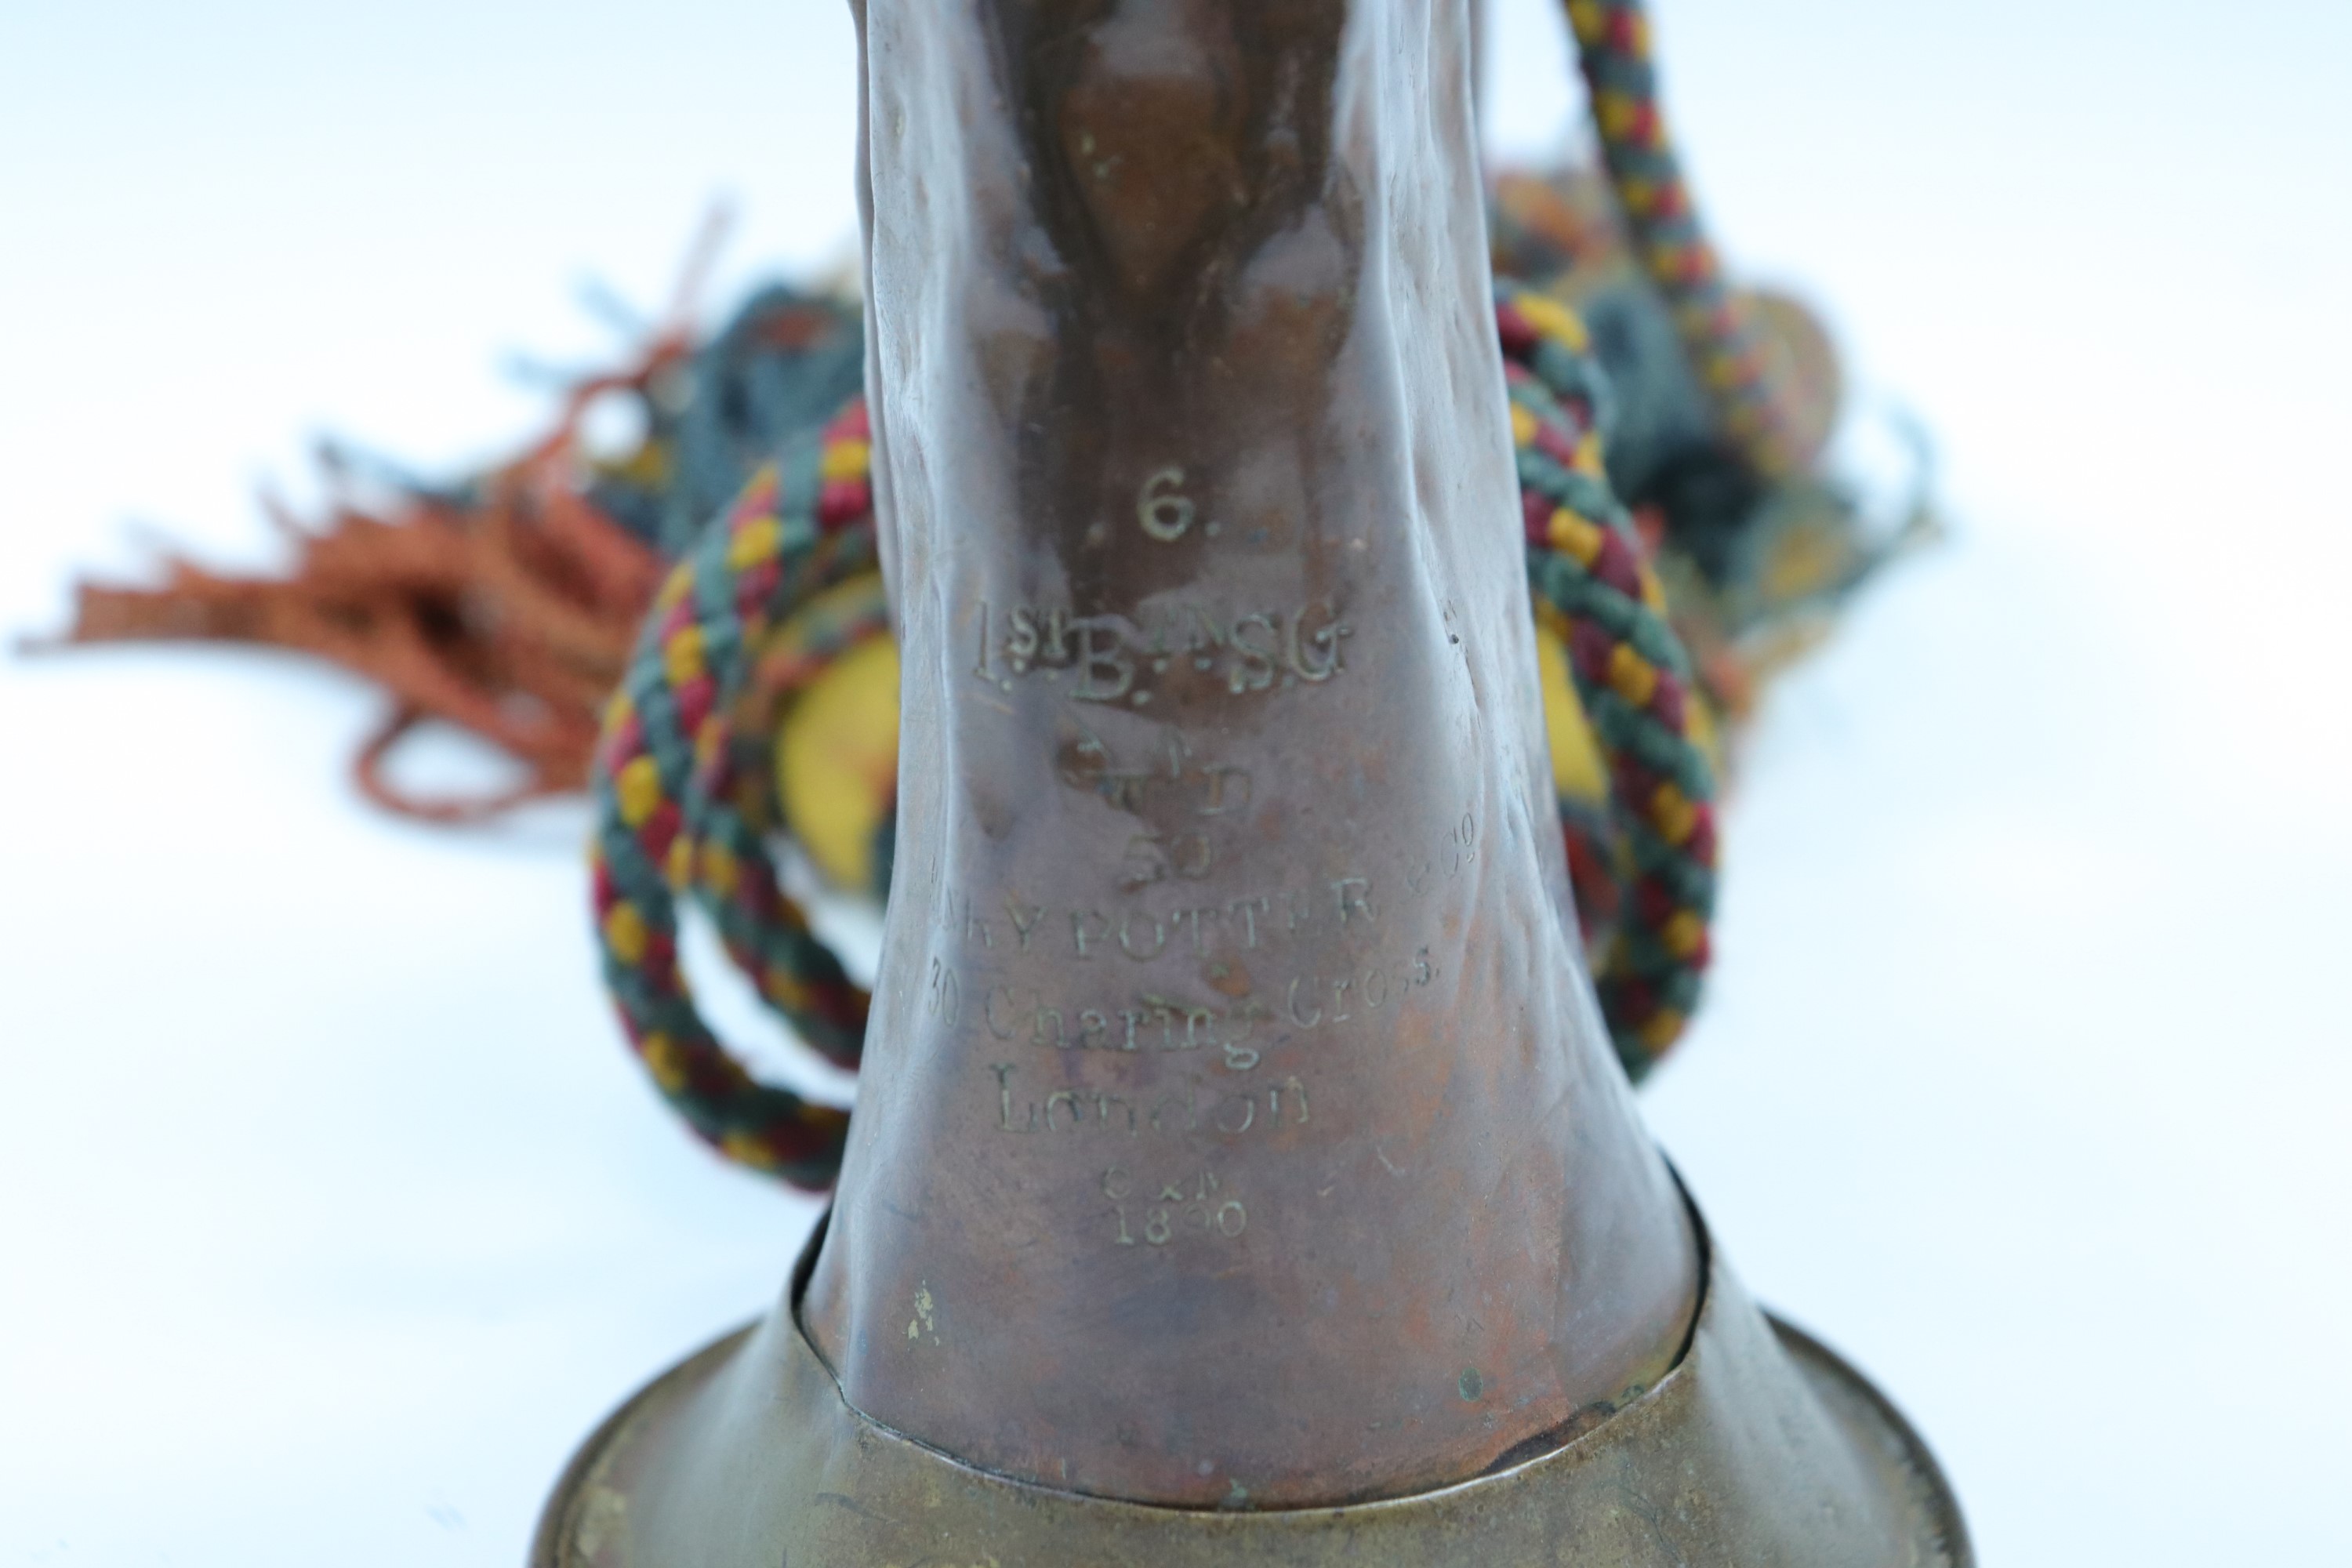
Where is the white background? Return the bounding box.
[2,0,2347,1560]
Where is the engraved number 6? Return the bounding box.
[1137,466,1194,543]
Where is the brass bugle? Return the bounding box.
[537,2,1966,1560]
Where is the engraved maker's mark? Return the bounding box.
[989,1064,1310,1140]
[1102,1165,1247,1247]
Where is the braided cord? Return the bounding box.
[1566,0,1800,478]
[1501,282,1717,1077]
[588,401,877,1188]
[737,570,895,841]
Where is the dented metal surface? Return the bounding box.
[537,0,1966,1555]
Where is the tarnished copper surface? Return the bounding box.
[538,1,1971,1555]
[802,0,1696,1508]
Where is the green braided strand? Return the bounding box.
[1500,280,1719,1075]
[588,401,877,1187]
[1566,0,1802,477]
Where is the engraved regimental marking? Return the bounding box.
[1119,829,1215,888]
[972,597,1351,702]
[1061,727,1251,819]
[1135,467,1195,543]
